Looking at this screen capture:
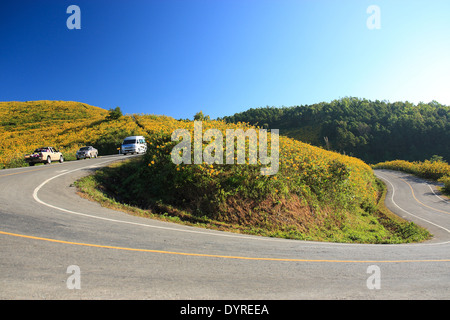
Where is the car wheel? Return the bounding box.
[46,156,51,164]
[59,156,64,163]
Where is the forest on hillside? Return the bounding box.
[221,97,449,164]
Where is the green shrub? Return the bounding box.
[438,176,450,195]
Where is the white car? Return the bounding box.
[76,146,98,160]
[121,136,147,155]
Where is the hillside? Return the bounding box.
[0,100,147,168]
[221,97,450,164]
[0,100,430,243]
[77,115,430,243]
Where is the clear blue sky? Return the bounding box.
[1,0,449,119]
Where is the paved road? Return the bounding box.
[0,157,449,299]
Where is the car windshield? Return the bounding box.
[35,148,49,152]
[80,147,90,151]
[123,139,136,144]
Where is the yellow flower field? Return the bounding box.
[133,114,378,216]
[0,101,146,167]
[373,159,450,181]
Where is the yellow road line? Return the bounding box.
[399,178,450,215]
[0,167,49,177]
[1,230,449,263]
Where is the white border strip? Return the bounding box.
[32,159,287,242]
[426,183,449,204]
[31,161,450,246]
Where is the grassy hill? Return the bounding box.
[79,115,430,243]
[0,100,147,168]
[221,97,450,164]
[1,100,431,243]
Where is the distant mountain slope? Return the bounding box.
[221,97,450,164]
[0,100,146,168]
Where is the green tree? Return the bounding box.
[194,110,210,121]
[222,97,450,163]
[106,106,123,120]
[429,155,445,163]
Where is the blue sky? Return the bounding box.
[1,0,449,119]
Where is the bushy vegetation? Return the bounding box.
[222,97,449,164]
[0,101,146,168]
[439,176,450,195]
[373,158,450,180]
[79,115,430,243]
[106,106,123,121]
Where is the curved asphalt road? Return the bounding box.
[0,156,449,299]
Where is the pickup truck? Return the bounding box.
[24,147,64,166]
